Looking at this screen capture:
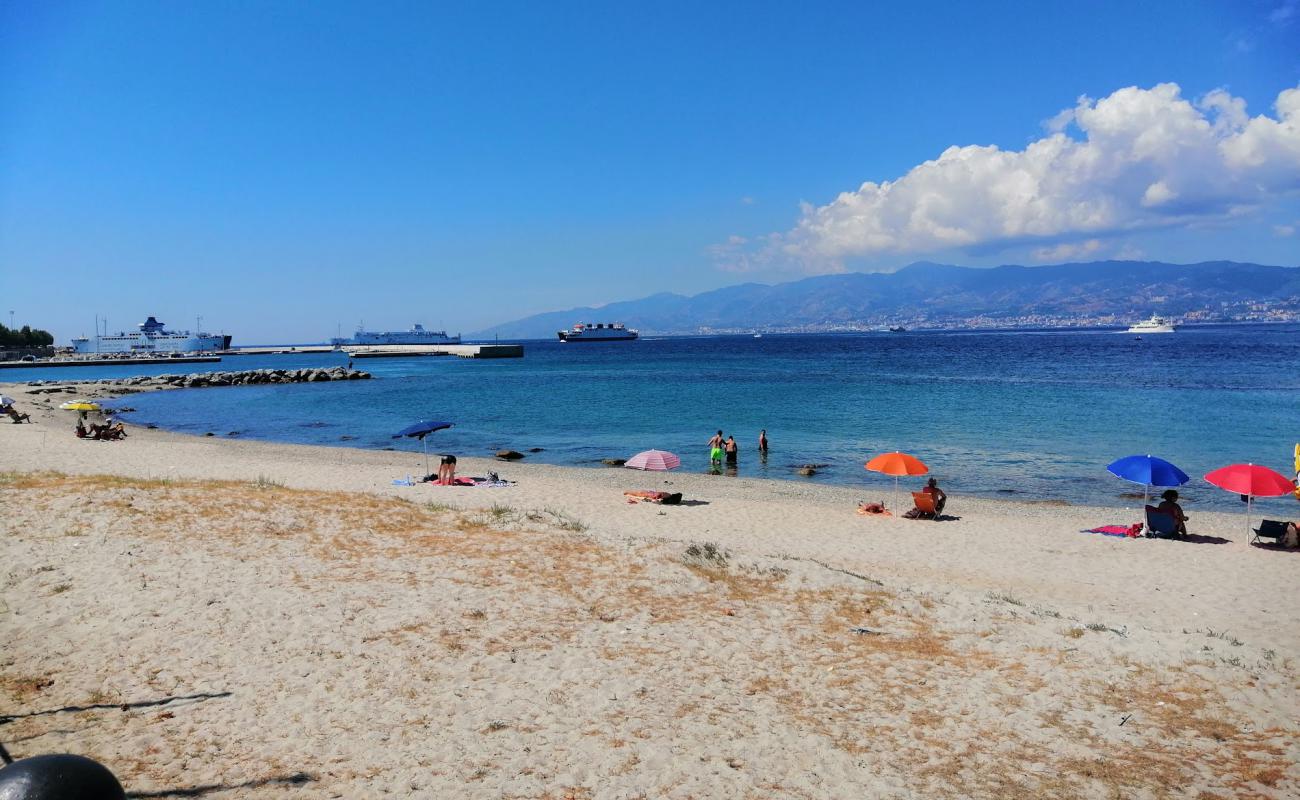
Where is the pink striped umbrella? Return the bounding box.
[625,449,681,471]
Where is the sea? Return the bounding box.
[8,325,1299,512]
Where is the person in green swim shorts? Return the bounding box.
[708,429,724,466]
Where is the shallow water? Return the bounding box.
[13,325,1300,512]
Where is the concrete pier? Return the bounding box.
[345,344,523,359]
[0,355,222,369]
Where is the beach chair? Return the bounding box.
[1144,505,1178,538]
[1251,519,1289,545]
[910,491,938,520]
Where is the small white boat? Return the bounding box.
[1126,315,1176,334]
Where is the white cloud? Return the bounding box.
[1275,223,1297,237]
[739,82,1300,272]
[740,196,757,205]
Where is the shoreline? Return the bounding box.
[6,376,1289,513]
[1,382,1294,637]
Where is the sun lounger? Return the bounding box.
[1252,519,1290,544]
[1144,505,1178,539]
[908,491,939,520]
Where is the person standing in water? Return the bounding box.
[708,430,724,466]
[724,435,738,467]
[758,429,768,454]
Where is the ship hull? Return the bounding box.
[557,332,638,342]
[71,333,228,354]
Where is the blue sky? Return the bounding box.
[2,1,1298,343]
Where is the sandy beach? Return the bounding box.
[2,388,1298,798]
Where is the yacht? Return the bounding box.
[1125,315,1176,334]
[71,317,230,354]
[557,322,638,342]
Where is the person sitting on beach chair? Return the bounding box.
[4,405,31,423]
[1155,490,1188,538]
[904,478,947,519]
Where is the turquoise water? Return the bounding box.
[11,326,1300,511]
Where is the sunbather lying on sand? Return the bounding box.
[624,490,683,505]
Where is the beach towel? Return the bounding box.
[1083,524,1143,538]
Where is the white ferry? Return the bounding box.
[71,317,230,354]
[557,322,638,342]
[1125,315,1176,334]
[332,324,461,346]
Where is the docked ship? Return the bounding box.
[557,322,638,342]
[331,324,461,346]
[1125,315,1176,334]
[71,317,230,354]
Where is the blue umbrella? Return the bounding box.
[392,420,454,477]
[1106,454,1189,504]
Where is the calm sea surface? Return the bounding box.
[10,326,1300,511]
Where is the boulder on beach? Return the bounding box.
[496,450,525,460]
[602,458,627,466]
[797,466,817,476]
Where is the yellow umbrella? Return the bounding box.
[59,401,101,411]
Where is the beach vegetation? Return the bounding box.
[682,541,727,568]
[986,591,1024,607]
[253,474,286,489]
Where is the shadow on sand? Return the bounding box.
[126,772,316,798]
[0,692,233,725]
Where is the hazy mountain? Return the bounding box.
[471,260,1300,339]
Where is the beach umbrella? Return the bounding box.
[865,451,929,513]
[1204,463,1296,535]
[391,420,454,477]
[58,401,100,412]
[1106,454,1189,504]
[0,395,14,408]
[625,449,681,471]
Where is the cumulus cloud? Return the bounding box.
[728,82,1300,272]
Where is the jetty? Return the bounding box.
[345,344,523,359]
[0,355,222,370]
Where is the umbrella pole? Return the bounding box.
[1246,494,1252,537]
[894,476,900,517]
[422,437,430,480]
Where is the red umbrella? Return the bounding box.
[865,451,929,513]
[1204,463,1296,535]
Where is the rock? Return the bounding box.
[204,432,215,437]
[496,450,525,460]
[227,431,239,436]
[601,458,627,466]
[528,447,545,452]
[797,466,817,476]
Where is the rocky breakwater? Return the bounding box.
[23,366,370,395]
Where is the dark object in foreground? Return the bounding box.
[0,753,125,800]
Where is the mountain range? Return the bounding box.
[471,260,1300,339]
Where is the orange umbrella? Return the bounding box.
[865,451,929,513]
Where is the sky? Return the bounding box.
[2,1,1298,343]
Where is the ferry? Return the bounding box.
[1125,315,1176,334]
[331,324,461,347]
[71,317,230,354]
[557,322,638,342]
